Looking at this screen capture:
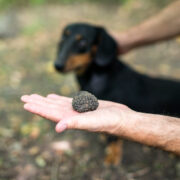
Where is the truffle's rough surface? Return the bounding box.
[72,91,99,113]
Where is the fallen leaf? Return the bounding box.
[35,156,46,167]
[51,141,72,155]
[28,146,40,156]
[30,126,40,139]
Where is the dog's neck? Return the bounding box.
[75,58,127,96]
[76,59,115,77]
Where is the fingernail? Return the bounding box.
[24,103,31,110]
[24,104,28,109]
[21,95,29,101]
[56,123,67,133]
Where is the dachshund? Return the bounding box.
[54,23,180,165]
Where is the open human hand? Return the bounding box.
[21,94,134,135]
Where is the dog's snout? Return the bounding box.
[54,62,64,71]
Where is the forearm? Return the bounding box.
[113,112,180,155]
[116,0,180,53]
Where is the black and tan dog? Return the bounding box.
[54,23,180,164]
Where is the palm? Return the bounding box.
[21,94,131,133]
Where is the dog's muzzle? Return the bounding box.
[54,62,64,72]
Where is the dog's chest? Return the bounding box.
[78,73,108,97]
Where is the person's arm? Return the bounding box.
[113,0,180,54]
[115,112,180,155]
[21,94,180,155]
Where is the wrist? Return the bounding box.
[107,105,138,137]
[114,28,144,54]
[118,112,159,143]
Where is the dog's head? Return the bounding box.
[55,23,117,74]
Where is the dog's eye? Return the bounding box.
[78,39,87,52]
[79,39,87,47]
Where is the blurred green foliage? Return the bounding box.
[0,0,128,10]
[22,20,44,36]
[0,0,173,10]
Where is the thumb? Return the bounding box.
[55,113,98,133]
[54,115,84,133]
[55,121,68,133]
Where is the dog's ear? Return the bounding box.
[94,27,117,66]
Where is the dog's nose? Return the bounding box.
[54,62,64,71]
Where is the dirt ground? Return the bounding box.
[0,1,180,179]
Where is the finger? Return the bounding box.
[23,94,77,119]
[47,94,72,102]
[55,115,88,133]
[22,94,61,109]
[30,94,59,104]
[30,94,68,107]
[55,112,99,133]
[21,95,30,102]
[55,121,67,133]
[46,95,73,108]
[21,94,45,103]
[24,103,61,122]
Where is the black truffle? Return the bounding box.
[72,91,99,113]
